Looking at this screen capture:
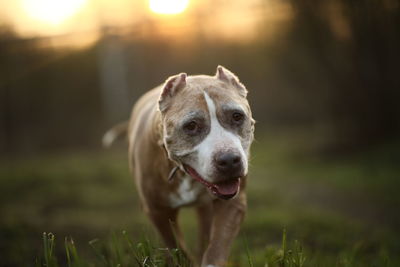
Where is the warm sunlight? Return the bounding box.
[22,0,87,24]
[149,0,189,15]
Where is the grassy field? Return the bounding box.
[1,132,399,266]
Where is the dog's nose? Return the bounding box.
[214,152,243,178]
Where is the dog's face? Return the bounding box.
[159,66,255,199]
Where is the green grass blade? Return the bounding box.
[243,233,254,267]
[42,232,57,267]
[65,237,72,267]
[281,228,287,267]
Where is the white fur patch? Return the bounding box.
[191,92,247,183]
[169,175,204,208]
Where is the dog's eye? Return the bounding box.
[183,121,198,134]
[232,112,244,123]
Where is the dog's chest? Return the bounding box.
[169,175,208,208]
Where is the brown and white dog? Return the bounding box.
[104,66,255,267]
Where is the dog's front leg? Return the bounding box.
[201,192,247,267]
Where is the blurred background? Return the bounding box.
[1,0,399,266]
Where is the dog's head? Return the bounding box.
[159,66,255,200]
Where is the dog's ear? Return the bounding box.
[216,65,247,98]
[158,73,187,112]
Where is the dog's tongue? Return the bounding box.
[213,178,240,196]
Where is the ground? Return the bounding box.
[1,131,399,266]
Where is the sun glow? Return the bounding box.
[149,0,189,15]
[22,0,87,24]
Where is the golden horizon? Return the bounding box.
[21,0,87,25]
[0,0,291,45]
[149,0,189,15]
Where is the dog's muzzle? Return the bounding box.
[214,151,244,181]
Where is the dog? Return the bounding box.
[103,66,255,267]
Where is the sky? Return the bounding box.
[0,0,145,36]
[0,0,293,44]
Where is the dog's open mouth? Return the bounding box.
[183,165,240,200]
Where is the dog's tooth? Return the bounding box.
[168,166,179,182]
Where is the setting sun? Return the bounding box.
[22,0,87,24]
[149,0,189,15]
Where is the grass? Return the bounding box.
[36,227,390,267]
[37,229,310,267]
[1,132,400,266]
[38,231,192,267]
[36,231,195,267]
